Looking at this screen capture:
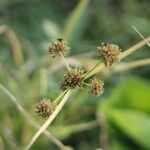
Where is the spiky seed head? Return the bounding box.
[48,38,70,57]
[35,98,55,119]
[97,42,121,66]
[90,78,104,96]
[60,67,85,91]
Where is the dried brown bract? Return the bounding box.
[97,42,121,66]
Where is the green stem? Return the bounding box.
[25,37,150,150]
[84,62,105,79]
[118,37,150,60]
[83,82,91,86]
[132,26,150,48]
[59,52,71,70]
[54,89,68,104]
[0,83,65,150]
[24,90,72,150]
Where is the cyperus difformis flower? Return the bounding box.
[60,67,85,91]
[97,42,121,66]
[49,38,70,57]
[35,98,55,119]
[90,78,104,96]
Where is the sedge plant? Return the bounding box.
[24,35,150,150]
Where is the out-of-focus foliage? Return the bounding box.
[0,0,150,150]
[100,78,150,150]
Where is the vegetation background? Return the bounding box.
[0,0,150,150]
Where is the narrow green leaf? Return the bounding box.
[103,108,150,149]
[49,121,97,140]
[62,0,90,41]
[101,78,150,114]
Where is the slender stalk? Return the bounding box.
[96,111,110,150]
[84,37,150,79]
[112,58,150,73]
[119,37,150,60]
[83,82,91,86]
[0,136,4,150]
[25,90,72,150]
[25,37,150,149]
[132,26,150,48]
[0,83,65,150]
[67,121,98,132]
[59,52,71,70]
[80,37,150,80]
[84,62,105,79]
[54,89,68,104]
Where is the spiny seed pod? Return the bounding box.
[60,67,85,91]
[49,38,70,57]
[90,78,104,96]
[35,98,55,119]
[97,42,121,66]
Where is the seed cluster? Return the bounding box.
[35,39,122,119]
[90,78,104,96]
[49,39,70,57]
[60,67,85,91]
[97,42,121,66]
[35,99,55,119]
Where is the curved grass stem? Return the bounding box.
[112,58,150,73]
[132,26,150,48]
[25,36,150,149]
[118,37,150,60]
[84,62,105,79]
[54,89,68,104]
[25,90,72,150]
[60,52,71,70]
[0,83,65,150]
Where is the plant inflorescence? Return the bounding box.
[48,39,70,57]
[35,38,110,119]
[26,36,150,150]
[35,98,56,119]
[97,42,121,66]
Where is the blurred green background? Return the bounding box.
[0,0,150,150]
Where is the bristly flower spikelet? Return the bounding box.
[97,42,121,66]
[60,67,85,91]
[29,36,149,149]
[35,98,55,119]
[49,38,70,57]
[90,78,104,96]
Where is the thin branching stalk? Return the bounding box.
[25,37,150,149]
[112,58,150,73]
[0,83,66,150]
[59,52,71,70]
[84,62,105,79]
[119,36,150,60]
[132,26,150,48]
[25,90,72,150]
[54,89,68,104]
[85,37,150,79]
[96,111,110,150]
[0,136,4,150]
[69,121,98,132]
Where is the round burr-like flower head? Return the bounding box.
[90,78,104,96]
[60,67,85,91]
[35,98,55,119]
[49,38,70,57]
[97,42,121,66]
